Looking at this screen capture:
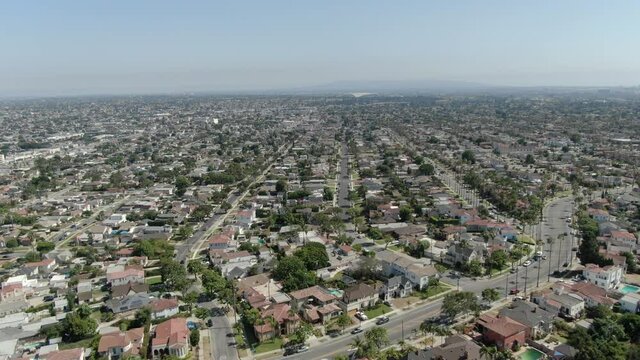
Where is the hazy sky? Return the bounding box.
[1,1,639,96]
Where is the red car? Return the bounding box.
[509,288,520,295]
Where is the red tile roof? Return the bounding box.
[152,318,189,348]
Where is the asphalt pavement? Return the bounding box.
[261,196,576,360]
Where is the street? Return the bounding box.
[264,196,575,360]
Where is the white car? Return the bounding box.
[355,312,368,321]
[523,260,532,267]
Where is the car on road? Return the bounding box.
[509,288,520,295]
[376,316,390,325]
[523,260,532,267]
[510,268,516,274]
[206,319,213,327]
[351,327,364,334]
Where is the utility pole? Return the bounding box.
[505,272,509,297]
[558,235,564,273]
[524,264,528,296]
[536,254,542,287]
[547,240,553,282]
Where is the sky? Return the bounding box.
[1,1,639,96]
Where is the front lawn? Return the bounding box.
[518,234,536,245]
[364,303,392,319]
[145,275,162,285]
[254,337,283,354]
[417,283,451,300]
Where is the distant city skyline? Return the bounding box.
[1,1,639,96]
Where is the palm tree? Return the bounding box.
[547,236,554,281]
[480,345,498,360]
[265,315,278,338]
[557,233,565,272]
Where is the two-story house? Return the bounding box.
[583,263,623,290]
[339,283,378,315]
[376,250,437,290]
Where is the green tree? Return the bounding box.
[399,206,413,222]
[5,238,18,248]
[175,175,191,197]
[294,242,330,270]
[24,251,42,262]
[36,241,55,253]
[194,307,209,320]
[62,306,98,341]
[462,150,476,164]
[364,327,390,350]
[418,163,435,176]
[160,259,189,292]
[465,259,484,277]
[442,291,480,318]
[618,313,640,343]
[335,314,351,333]
[133,307,151,328]
[272,256,316,292]
[187,259,205,279]
[482,288,500,302]
[275,179,288,193]
[183,291,199,313]
[190,329,200,346]
[486,249,509,271]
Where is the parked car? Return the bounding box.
[376,316,390,325]
[351,327,364,334]
[523,260,532,267]
[509,288,520,295]
[355,311,368,321]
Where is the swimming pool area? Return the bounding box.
[619,284,640,294]
[519,348,545,360]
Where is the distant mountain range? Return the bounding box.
[284,79,495,94]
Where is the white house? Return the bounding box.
[620,293,640,313]
[376,250,437,290]
[104,214,127,227]
[583,264,623,290]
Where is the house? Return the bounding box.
[111,283,150,300]
[619,292,640,313]
[533,290,585,319]
[150,298,180,320]
[611,230,637,247]
[86,224,111,242]
[379,275,413,301]
[339,283,378,315]
[106,265,145,287]
[24,258,57,276]
[0,283,27,302]
[42,348,86,360]
[406,334,482,360]
[376,250,437,290]
[77,281,93,304]
[208,233,232,250]
[443,242,484,267]
[587,208,610,223]
[104,214,127,227]
[98,327,145,360]
[151,318,190,359]
[106,293,152,314]
[253,303,300,342]
[289,285,337,311]
[551,281,616,308]
[499,299,555,339]
[477,314,528,351]
[338,245,353,256]
[583,263,623,290]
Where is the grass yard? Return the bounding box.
[388,245,403,252]
[364,303,392,319]
[58,337,95,350]
[417,283,451,300]
[253,337,283,354]
[518,234,536,245]
[145,275,162,285]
